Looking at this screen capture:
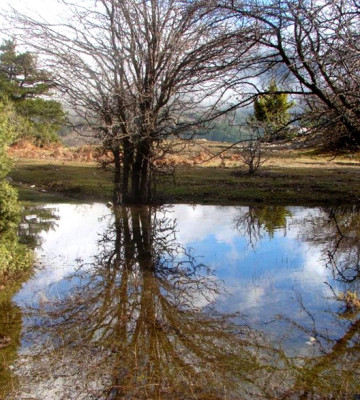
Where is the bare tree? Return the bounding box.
[237,125,267,174]
[6,0,257,203]
[217,0,360,149]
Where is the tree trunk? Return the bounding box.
[122,139,133,203]
[113,148,122,205]
[130,139,152,203]
[336,119,360,149]
[130,150,141,203]
[139,156,151,203]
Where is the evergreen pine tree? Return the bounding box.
[0,40,65,145]
[254,80,294,141]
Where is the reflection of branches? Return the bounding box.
[11,205,360,399]
[1,206,58,399]
[302,206,360,284]
[324,207,360,283]
[17,205,279,399]
[235,206,262,247]
[0,297,22,399]
[275,293,360,400]
[234,206,291,247]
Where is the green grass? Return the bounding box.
[10,160,113,203]
[160,165,360,205]
[10,158,360,205]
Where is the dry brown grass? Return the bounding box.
[9,138,360,172]
[9,140,99,163]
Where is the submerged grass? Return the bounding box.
[9,154,360,205]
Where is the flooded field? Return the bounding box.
[1,203,360,399]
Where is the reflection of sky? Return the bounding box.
[15,203,111,306]
[15,203,343,344]
[170,205,336,332]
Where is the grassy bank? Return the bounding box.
[10,160,113,203]
[9,151,360,205]
[162,165,360,205]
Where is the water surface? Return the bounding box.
[4,203,360,399]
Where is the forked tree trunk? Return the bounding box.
[130,140,152,204]
[112,140,152,205]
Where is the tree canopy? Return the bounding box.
[217,0,360,148]
[253,81,294,141]
[11,0,250,203]
[4,0,360,203]
[0,40,65,145]
[0,95,32,280]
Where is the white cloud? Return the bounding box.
[1,0,65,20]
[172,205,247,246]
[16,203,111,305]
[15,203,335,317]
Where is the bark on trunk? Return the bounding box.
[130,140,152,203]
[113,148,122,205]
[122,139,133,203]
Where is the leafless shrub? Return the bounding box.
[237,126,267,174]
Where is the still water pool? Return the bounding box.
[3,203,360,399]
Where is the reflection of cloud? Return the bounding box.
[293,245,327,281]
[217,239,335,324]
[16,203,336,321]
[218,270,277,315]
[172,205,244,246]
[15,203,110,305]
[173,205,326,252]
[39,203,110,261]
[230,284,267,310]
[291,244,334,299]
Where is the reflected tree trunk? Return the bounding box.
[14,205,360,400]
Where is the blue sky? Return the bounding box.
[15,203,336,322]
[13,202,347,353]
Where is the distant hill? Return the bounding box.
[194,108,252,143]
[58,107,252,146]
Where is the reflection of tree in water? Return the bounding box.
[19,205,279,400]
[234,205,360,399]
[274,205,360,399]
[234,205,291,245]
[297,206,360,284]
[0,286,23,399]
[273,293,360,399]
[13,205,360,399]
[298,206,360,305]
[18,205,59,249]
[1,205,59,399]
[323,206,360,286]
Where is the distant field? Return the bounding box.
[8,140,360,205]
